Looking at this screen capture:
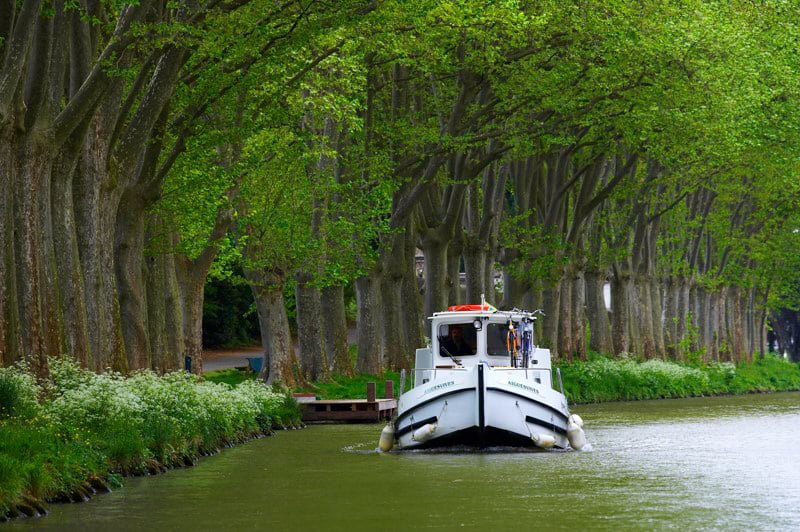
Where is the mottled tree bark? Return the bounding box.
[52,135,91,366]
[245,270,297,385]
[115,190,150,370]
[322,285,351,375]
[541,284,560,356]
[355,271,383,374]
[380,231,412,370]
[557,272,573,362]
[611,267,630,356]
[421,236,449,321]
[586,270,612,355]
[295,278,328,381]
[570,268,587,360]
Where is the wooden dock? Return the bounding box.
[296,381,397,423]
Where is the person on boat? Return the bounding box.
[440,324,474,357]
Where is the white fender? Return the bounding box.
[531,433,556,449]
[378,423,395,452]
[566,421,586,450]
[568,414,584,428]
[412,423,437,442]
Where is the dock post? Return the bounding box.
[385,380,394,399]
[367,382,376,403]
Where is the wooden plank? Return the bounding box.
[385,380,394,399]
[367,382,376,403]
[300,398,397,423]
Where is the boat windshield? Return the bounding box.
[487,322,514,356]
[438,323,476,358]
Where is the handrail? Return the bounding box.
[411,366,551,387]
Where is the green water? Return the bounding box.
[7,393,800,531]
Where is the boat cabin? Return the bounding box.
[414,305,551,379]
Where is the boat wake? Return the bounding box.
[344,444,593,454]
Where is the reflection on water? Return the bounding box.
[7,392,800,531]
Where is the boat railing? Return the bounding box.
[411,366,552,387]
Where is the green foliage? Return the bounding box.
[674,312,706,365]
[0,364,41,420]
[0,359,301,515]
[202,272,260,349]
[560,354,800,404]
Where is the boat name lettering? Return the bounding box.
[507,380,539,395]
[424,381,455,395]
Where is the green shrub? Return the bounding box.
[0,364,41,420]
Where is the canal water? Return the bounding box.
[7,392,800,531]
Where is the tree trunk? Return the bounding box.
[586,270,612,355]
[245,271,297,386]
[484,251,497,302]
[175,259,207,375]
[321,285,351,375]
[422,238,449,321]
[663,277,678,359]
[0,125,20,366]
[51,139,91,366]
[541,283,560,357]
[145,245,183,372]
[463,243,485,304]
[295,279,328,381]
[380,271,407,370]
[675,276,691,361]
[650,275,665,358]
[380,230,415,369]
[114,190,150,370]
[570,268,587,360]
[557,272,573,362]
[500,268,528,309]
[611,267,630,356]
[355,271,383,374]
[731,286,745,362]
[401,225,425,351]
[447,235,462,305]
[625,276,643,357]
[636,275,656,359]
[75,120,127,372]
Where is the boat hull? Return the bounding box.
[395,364,570,450]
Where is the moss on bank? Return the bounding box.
[0,359,301,521]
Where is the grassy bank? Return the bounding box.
[0,359,301,520]
[561,353,800,403]
[283,354,800,403]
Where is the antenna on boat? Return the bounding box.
[481,293,485,309]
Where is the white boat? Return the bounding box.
[383,303,586,451]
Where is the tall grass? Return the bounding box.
[0,359,301,518]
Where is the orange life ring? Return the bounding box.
[447,304,493,311]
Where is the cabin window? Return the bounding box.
[487,323,514,356]
[438,323,476,357]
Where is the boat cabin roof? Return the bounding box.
[424,305,547,369]
[430,306,540,323]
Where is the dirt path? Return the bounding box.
[202,346,263,372]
